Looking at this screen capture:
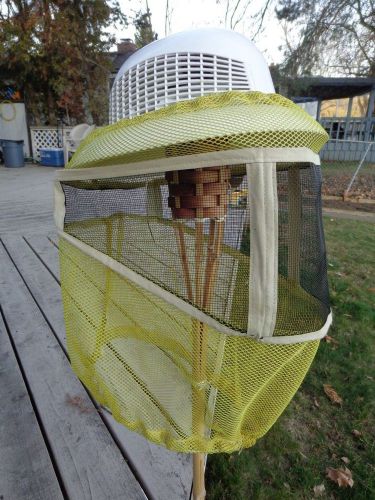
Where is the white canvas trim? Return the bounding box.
[54,180,65,231]
[58,229,331,344]
[56,147,320,182]
[206,335,226,438]
[59,229,237,336]
[247,162,278,339]
[263,312,333,344]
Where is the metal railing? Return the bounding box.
[319,117,375,142]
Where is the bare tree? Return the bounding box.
[216,0,274,39]
[276,0,375,77]
[164,0,173,36]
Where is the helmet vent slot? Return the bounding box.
[110,52,251,122]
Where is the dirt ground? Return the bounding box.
[323,173,375,200]
[321,161,375,214]
[323,197,375,213]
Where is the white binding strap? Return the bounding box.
[247,162,278,339]
[54,180,65,231]
[263,312,333,344]
[58,229,331,344]
[56,147,320,181]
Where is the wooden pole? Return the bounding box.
[192,453,206,500]
[174,221,193,301]
[166,167,229,500]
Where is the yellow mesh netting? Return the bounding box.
[62,211,326,336]
[67,91,328,170]
[59,91,329,454]
[60,238,319,453]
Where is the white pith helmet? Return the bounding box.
[110,28,275,122]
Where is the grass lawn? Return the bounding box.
[206,217,375,499]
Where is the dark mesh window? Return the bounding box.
[275,163,329,336]
[61,162,329,338]
[61,166,249,332]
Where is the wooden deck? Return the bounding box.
[0,232,192,500]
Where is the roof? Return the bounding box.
[293,77,375,100]
[109,49,137,74]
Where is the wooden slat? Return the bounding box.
[0,165,56,236]
[16,234,193,500]
[0,312,64,500]
[106,420,193,500]
[48,232,60,248]
[25,234,61,281]
[0,238,147,500]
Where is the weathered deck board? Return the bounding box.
[5,234,193,500]
[0,239,147,500]
[25,234,61,281]
[0,312,64,500]
[0,165,56,235]
[0,166,192,499]
[107,420,192,500]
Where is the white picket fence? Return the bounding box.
[30,126,73,161]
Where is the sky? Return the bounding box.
[112,0,285,65]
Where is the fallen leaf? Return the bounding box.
[326,467,354,488]
[65,394,94,414]
[352,429,362,438]
[341,456,350,465]
[323,384,343,405]
[313,484,326,497]
[313,398,320,408]
[324,335,339,346]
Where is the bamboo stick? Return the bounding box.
[167,166,228,500]
[192,219,225,500]
[174,218,205,500]
[174,222,193,301]
[192,167,207,499]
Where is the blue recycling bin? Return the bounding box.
[1,140,25,168]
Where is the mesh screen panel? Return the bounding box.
[62,168,250,331]
[62,163,329,337]
[60,237,319,453]
[275,164,330,335]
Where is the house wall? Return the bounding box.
[0,102,30,156]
